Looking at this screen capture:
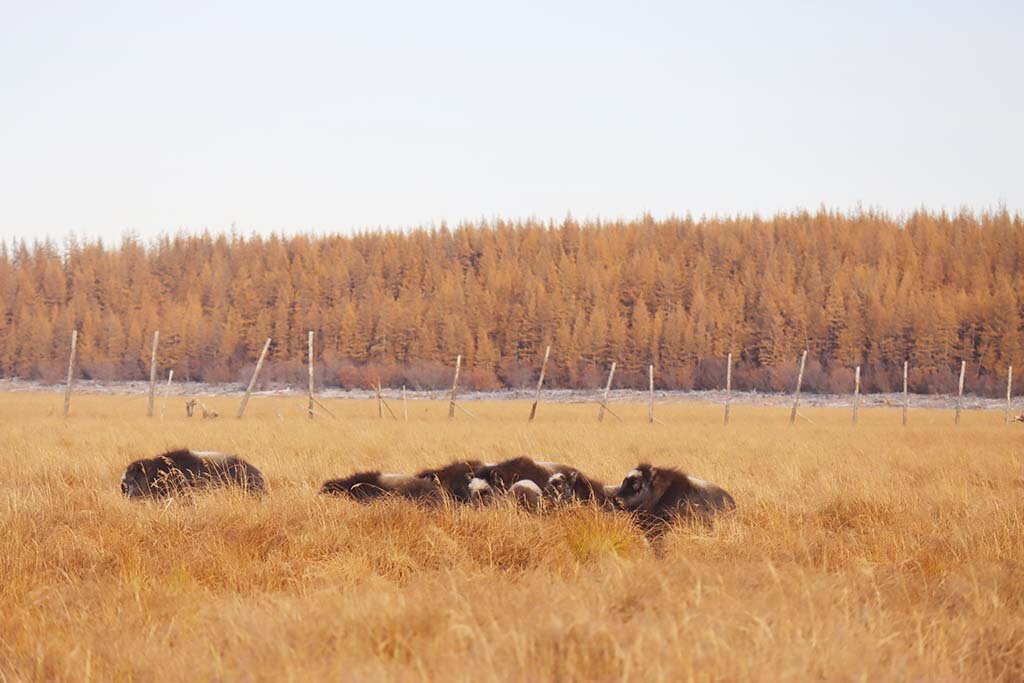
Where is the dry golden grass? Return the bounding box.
[1,392,1023,682]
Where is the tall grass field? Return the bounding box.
[1,392,1022,681]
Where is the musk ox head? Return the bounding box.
[466,475,494,504]
[544,471,577,503]
[616,464,657,510]
[120,458,190,498]
[120,461,152,498]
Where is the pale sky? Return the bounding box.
[1,0,1021,243]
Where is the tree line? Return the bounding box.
[1,209,1022,395]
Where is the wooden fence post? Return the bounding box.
[852,365,861,425]
[376,380,383,418]
[146,330,159,417]
[724,352,732,425]
[789,350,807,425]
[307,330,315,420]
[403,385,408,422]
[63,330,78,417]
[448,355,462,419]
[955,360,966,425]
[597,362,617,422]
[528,345,551,422]
[237,337,271,419]
[902,360,909,427]
[161,369,174,419]
[648,364,655,424]
[1006,366,1014,424]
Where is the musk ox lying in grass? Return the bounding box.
[415,460,487,502]
[473,456,553,491]
[320,471,441,501]
[121,449,266,499]
[615,464,735,527]
[321,460,488,504]
[473,456,581,509]
[544,469,617,508]
[322,457,563,508]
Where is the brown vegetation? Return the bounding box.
[2,209,1023,394]
[1,393,1022,681]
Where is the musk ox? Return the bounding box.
[120,449,266,499]
[474,456,558,492]
[414,460,487,502]
[509,479,543,511]
[616,464,735,526]
[320,471,440,501]
[544,469,616,508]
[603,484,621,499]
[466,476,495,504]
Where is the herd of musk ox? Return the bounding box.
[120,449,736,530]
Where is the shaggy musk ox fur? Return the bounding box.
[616,464,735,526]
[414,460,486,502]
[320,471,440,502]
[545,468,616,508]
[320,460,488,503]
[475,456,618,508]
[509,480,543,511]
[474,456,555,492]
[120,449,266,498]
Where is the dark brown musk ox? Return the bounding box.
[508,479,543,511]
[616,464,735,527]
[474,456,556,493]
[320,459,490,503]
[544,468,617,508]
[120,449,266,499]
[414,459,488,503]
[319,471,441,502]
[474,456,611,510]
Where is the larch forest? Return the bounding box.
[2,209,1022,395]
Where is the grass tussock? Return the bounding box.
[0,393,1022,681]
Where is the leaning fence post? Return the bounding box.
[852,365,861,425]
[63,330,78,417]
[597,361,617,422]
[237,337,271,419]
[528,345,551,422]
[307,330,315,420]
[146,330,159,417]
[161,369,174,419]
[376,379,383,419]
[648,364,655,424]
[955,360,966,425]
[902,360,909,427]
[789,350,807,425]
[1007,366,1014,424]
[448,355,462,419]
[724,352,732,425]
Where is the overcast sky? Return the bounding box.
[1,0,1021,243]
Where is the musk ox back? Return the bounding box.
[616,464,735,527]
[475,456,554,492]
[320,471,440,502]
[414,460,486,502]
[121,449,266,499]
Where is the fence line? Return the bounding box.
[49,330,1020,428]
